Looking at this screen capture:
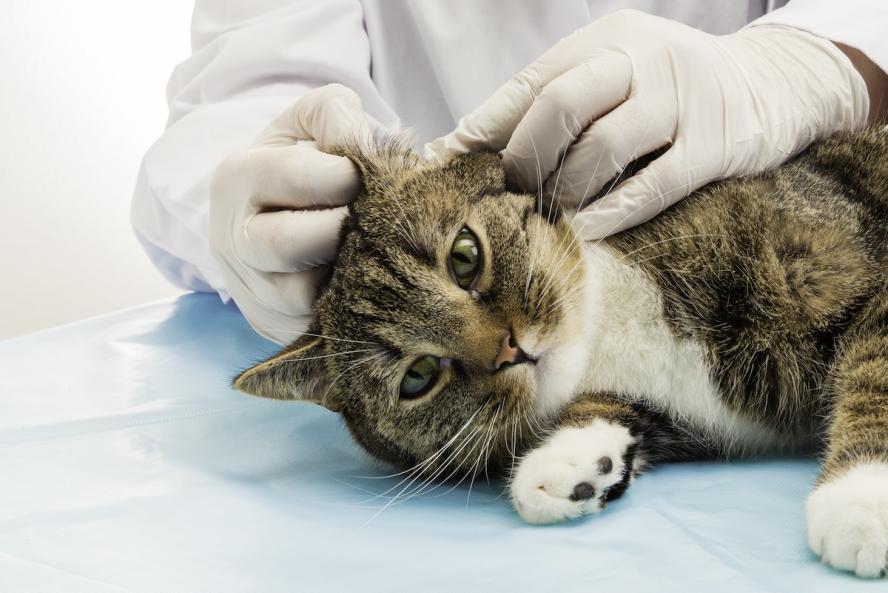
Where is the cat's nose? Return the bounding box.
[493,332,535,372]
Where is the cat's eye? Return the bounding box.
[450,228,481,289]
[399,355,441,399]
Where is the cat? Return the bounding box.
[233,128,888,578]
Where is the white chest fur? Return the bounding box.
[570,245,780,455]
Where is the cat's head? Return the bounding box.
[234,137,590,476]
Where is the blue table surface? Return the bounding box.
[1,293,882,592]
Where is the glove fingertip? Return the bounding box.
[570,209,623,241]
[423,136,456,162]
[571,176,663,240]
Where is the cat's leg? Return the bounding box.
[509,393,701,524]
[807,292,888,578]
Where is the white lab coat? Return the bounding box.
[131,0,888,296]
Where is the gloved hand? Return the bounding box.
[210,84,372,344]
[425,10,869,240]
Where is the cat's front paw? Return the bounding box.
[510,419,636,524]
[807,463,888,578]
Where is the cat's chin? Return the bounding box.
[531,338,588,420]
[522,246,595,421]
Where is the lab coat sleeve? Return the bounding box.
[131,0,398,296]
[750,0,888,78]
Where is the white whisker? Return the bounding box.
[353,404,487,482]
[533,123,656,304]
[261,329,379,346]
[618,234,726,262]
[321,351,388,405]
[465,403,502,508]
[266,348,376,366]
[522,87,549,314]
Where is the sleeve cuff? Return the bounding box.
[749,0,888,77]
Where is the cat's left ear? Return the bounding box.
[233,334,340,413]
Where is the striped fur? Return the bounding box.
[234,129,887,565]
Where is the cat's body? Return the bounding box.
[582,134,887,462]
[235,129,888,577]
[568,241,786,456]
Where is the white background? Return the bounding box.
[0,2,192,339]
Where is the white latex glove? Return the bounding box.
[210,84,372,344]
[425,10,869,240]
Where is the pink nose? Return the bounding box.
[493,332,534,371]
[494,333,520,370]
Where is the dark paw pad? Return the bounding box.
[569,482,597,502]
[597,456,613,475]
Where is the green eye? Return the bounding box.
[450,228,481,289]
[399,355,441,399]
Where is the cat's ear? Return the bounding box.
[334,133,421,192]
[233,334,340,413]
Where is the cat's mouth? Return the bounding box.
[495,347,538,372]
[510,323,588,419]
[494,341,575,415]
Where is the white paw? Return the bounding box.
[510,419,636,525]
[807,463,888,578]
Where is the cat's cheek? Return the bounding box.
[806,463,888,578]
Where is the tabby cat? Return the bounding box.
[234,129,888,578]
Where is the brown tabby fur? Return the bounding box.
[235,129,887,494]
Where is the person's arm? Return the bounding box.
[131,0,398,296]
[834,44,887,124]
[751,0,888,124]
[425,10,869,242]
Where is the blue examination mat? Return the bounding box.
[1,294,882,592]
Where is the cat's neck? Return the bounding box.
[579,240,665,346]
[575,241,780,451]
[577,239,709,403]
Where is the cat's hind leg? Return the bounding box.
[807,289,888,578]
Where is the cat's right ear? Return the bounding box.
[233,334,340,413]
